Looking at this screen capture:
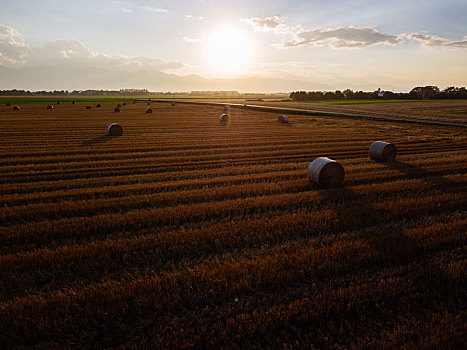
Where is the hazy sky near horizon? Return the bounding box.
[0,0,466,90]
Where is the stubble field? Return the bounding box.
[248,99,467,124]
[179,98,467,125]
[0,101,466,349]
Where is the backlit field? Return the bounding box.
[0,102,466,349]
[206,99,467,125]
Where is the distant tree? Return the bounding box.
[409,86,440,99]
[307,91,324,100]
[334,90,345,100]
[436,86,467,99]
[343,89,354,99]
[323,91,336,100]
[354,91,369,99]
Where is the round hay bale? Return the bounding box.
[107,123,123,136]
[96,104,101,108]
[219,113,228,122]
[13,105,20,111]
[6,102,11,106]
[369,141,397,162]
[116,104,122,108]
[307,157,345,187]
[145,108,153,114]
[85,105,92,109]
[122,102,127,106]
[47,105,54,109]
[114,107,121,113]
[278,115,288,123]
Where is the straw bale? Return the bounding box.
[307,157,345,187]
[219,113,228,122]
[369,141,397,162]
[107,123,123,136]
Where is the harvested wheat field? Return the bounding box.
[225,99,467,125]
[0,101,466,349]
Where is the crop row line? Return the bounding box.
[0,209,463,302]
[1,187,464,255]
[1,230,463,347]
[1,173,465,226]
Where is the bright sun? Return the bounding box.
[205,28,252,74]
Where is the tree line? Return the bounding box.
[0,89,180,96]
[289,86,467,101]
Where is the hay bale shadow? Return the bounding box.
[315,183,421,258]
[81,135,118,146]
[382,160,458,194]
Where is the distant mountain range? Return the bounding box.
[0,65,333,92]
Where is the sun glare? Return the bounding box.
[205,28,252,75]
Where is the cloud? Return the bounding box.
[283,26,403,48]
[0,25,184,71]
[184,36,199,44]
[35,40,95,61]
[184,14,203,19]
[110,1,132,13]
[141,6,168,13]
[408,33,467,48]
[0,38,30,65]
[241,16,296,34]
[120,56,184,71]
[0,26,31,65]
[0,24,20,37]
[273,20,467,50]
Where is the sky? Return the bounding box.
[0,0,466,91]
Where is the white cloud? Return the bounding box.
[121,56,184,71]
[0,25,184,72]
[0,26,30,65]
[110,1,132,13]
[141,6,168,13]
[0,38,30,65]
[266,19,466,50]
[35,40,95,61]
[184,36,199,43]
[241,16,296,34]
[0,24,21,37]
[283,26,403,48]
[408,33,467,48]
